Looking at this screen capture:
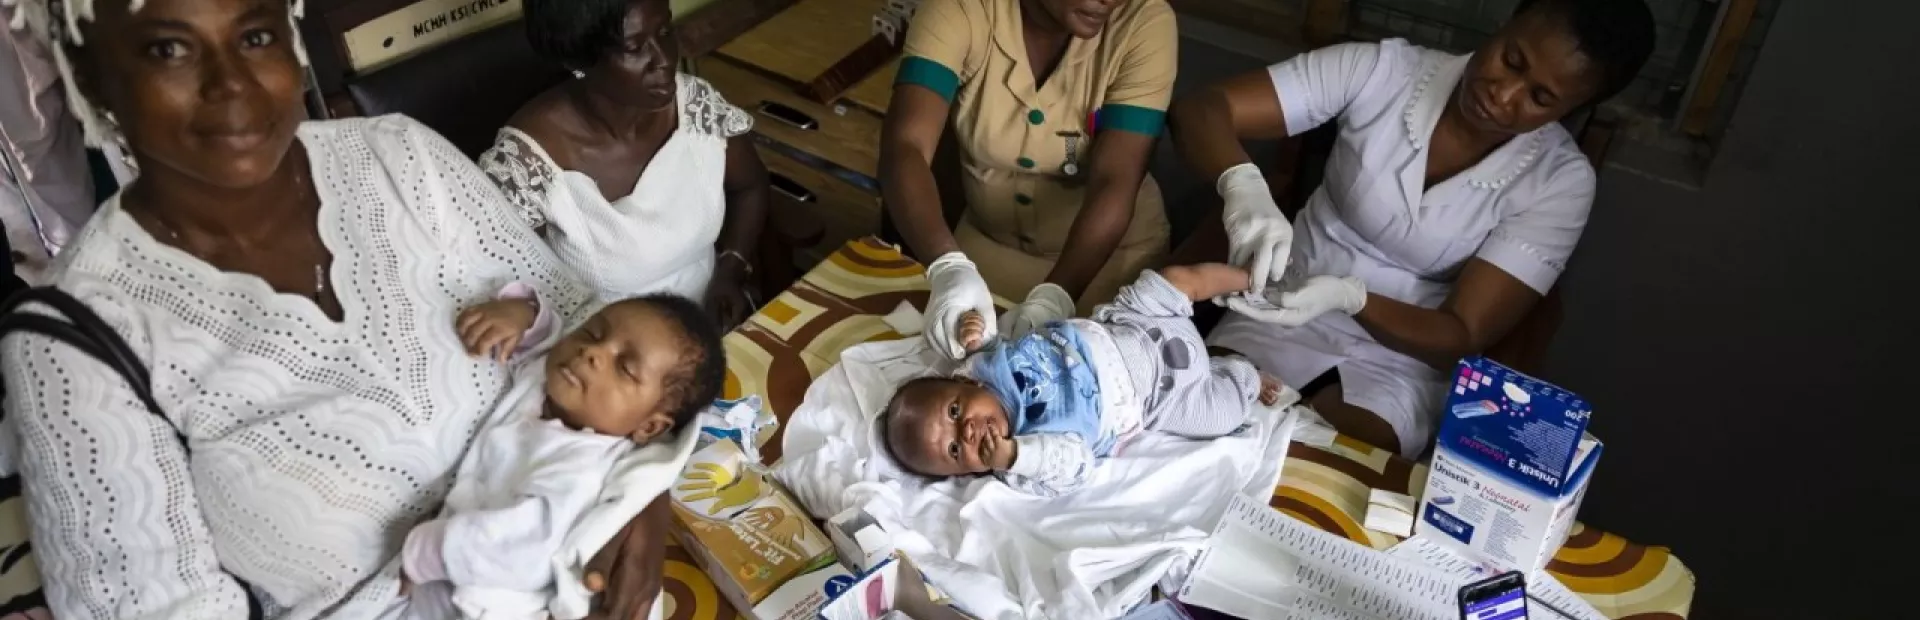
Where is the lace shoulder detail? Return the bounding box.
[679,73,753,139]
[477,128,560,229]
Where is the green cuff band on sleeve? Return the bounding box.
[897,56,960,102]
[1099,103,1165,136]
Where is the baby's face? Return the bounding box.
[888,378,1012,476]
[543,301,684,443]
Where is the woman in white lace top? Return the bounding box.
[0,0,673,618]
[479,0,771,329]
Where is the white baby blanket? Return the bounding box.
[772,339,1299,619]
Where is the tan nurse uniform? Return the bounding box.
[898,0,1177,313]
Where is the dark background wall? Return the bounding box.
[1546,1,1920,617]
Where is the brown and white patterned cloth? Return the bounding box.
[0,238,1695,620]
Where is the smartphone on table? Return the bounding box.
[1458,571,1528,620]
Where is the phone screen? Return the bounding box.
[1459,572,1528,620]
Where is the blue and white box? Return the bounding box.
[1415,357,1602,573]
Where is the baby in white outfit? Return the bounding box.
[401,284,727,619]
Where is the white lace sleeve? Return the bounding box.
[390,118,591,324]
[680,74,753,139]
[1,284,252,619]
[999,432,1094,497]
[476,130,559,230]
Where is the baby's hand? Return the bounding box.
[1259,373,1283,406]
[986,432,1017,472]
[456,298,540,362]
[958,310,988,353]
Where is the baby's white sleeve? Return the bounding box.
[1000,433,1094,497]
[494,281,562,354]
[410,451,608,592]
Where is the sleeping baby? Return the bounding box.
[881,264,1284,497]
[401,285,726,619]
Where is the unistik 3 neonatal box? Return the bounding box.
[1415,357,1603,573]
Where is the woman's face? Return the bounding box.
[1034,0,1119,40]
[585,0,678,110]
[1456,9,1603,135]
[78,0,308,189]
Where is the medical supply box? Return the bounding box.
[669,438,850,620]
[827,501,898,573]
[1415,357,1603,573]
[816,556,902,620]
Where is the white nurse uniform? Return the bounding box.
[1208,39,1596,456]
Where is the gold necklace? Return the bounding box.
[143,172,329,302]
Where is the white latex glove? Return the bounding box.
[924,252,999,359]
[1218,162,1294,295]
[1000,282,1075,338]
[1226,275,1367,327]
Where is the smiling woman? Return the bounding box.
[0,0,706,618]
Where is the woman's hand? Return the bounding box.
[704,257,756,331]
[925,253,999,359]
[583,496,671,620]
[1227,275,1366,327]
[1218,163,1295,294]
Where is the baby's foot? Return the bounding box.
[1259,373,1283,406]
[959,310,987,352]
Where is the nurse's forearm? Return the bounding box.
[880,87,962,261]
[1047,131,1155,298]
[881,157,959,260]
[1170,93,1252,183]
[1047,184,1134,298]
[1352,295,1477,370]
[1169,73,1290,183]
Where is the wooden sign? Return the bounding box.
[798,0,919,103]
[341,0,524,72]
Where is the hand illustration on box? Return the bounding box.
[677,462,763,516]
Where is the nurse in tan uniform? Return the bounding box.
[880,0,1177,359]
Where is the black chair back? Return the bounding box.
[342,22,568,157]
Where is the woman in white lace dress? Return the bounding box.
[0,0,677,618]
[480,0,771,329]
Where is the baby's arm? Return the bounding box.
[402,449,606,592]
[1161,263,1255,302]
[456,281,560,362]
[404,499,570,594]
[1094,264,1251,322]
[998,433,1095,497]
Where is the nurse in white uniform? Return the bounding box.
[1168,0,1656,455]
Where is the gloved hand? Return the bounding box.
[924,252,999,359]
[1218,162,1294,295]
[1226,275,1367,327]
[1000,282,1075,338]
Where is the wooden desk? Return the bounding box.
[696,0,901,270]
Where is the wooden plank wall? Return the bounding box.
[1680,0,1758,136]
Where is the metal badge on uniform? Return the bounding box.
[1058,131,1083,176]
